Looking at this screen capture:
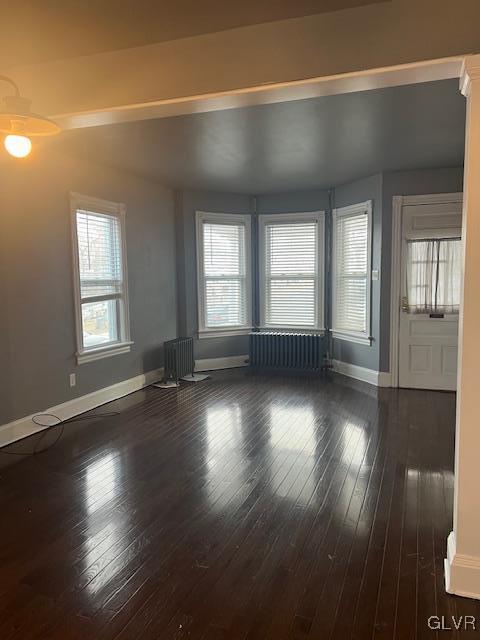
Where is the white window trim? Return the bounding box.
[70,192,133,365]
[332,200,373,347]
[258,211,326,332]
[196,211,252,339]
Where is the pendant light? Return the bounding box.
[0,75,60,158]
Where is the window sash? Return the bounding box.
[196,212,252,335]
[332,202,372,342]
[406,237,461,314]
[71,193,131,360]
[259,213,325,330]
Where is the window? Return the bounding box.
[196,212,252,337]
[332,201,372,345]
[259,212,325,330]
[406,238,461,314]
[71,193,132,364]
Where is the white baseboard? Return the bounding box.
[378,371,392,387]
[0,367,164,449]
[195,355,249,372]
[332,359,392,387]
[445,531,480,600]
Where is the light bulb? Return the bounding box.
[4,134,32,158]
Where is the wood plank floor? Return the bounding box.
[0,369,478,639]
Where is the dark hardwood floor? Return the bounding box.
[0,369,478,639]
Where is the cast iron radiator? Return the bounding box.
[164,337,195,382]
[249,331,325,371]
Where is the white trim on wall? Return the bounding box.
[332,359,391,387]
[0,367,164,449]
[195,211,252,339]
[445,531,480,600]
[388,192,463,388]
[332,200,373,346]
[258,211,326,332]
[70,192,132,365]
[195,355,249,371]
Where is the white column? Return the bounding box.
[445,54,480,599]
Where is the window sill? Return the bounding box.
[332,331,372,346]
[77,341,134,365]
[198,328,252,339]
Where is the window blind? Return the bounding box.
[76,211,123,299]
[202,221,247,328]
[262,218,322,328]
[333,204,371,339]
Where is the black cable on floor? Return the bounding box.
[0,411,120,456]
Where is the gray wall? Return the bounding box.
[175,189,253,359]
[379,167,464,371]
[256,190,330,215]
[0,149,176,425]
[332,173,383,371]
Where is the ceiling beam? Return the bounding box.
[2,0,477,131]
[54,56,463,130]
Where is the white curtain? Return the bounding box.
[406,238,462,314]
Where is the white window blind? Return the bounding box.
[71,193,131,363]
[260,213,325,329]
[196,212,251,336]
[332,201,372,344]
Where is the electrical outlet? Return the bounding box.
[69,373,76,387]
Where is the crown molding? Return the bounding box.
[460,54,480,97]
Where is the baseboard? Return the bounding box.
[445,531,480,600]
[0,367,164,449]
[195,355,249,372]
[332,360,391,387]
[378,371,392,387]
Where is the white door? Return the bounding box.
[398,201,462,391]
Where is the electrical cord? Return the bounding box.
[0,411,120,457]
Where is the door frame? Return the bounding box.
[389,192,463,388]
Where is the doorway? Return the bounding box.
[391,193,463,390]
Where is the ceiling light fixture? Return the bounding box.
[0,75,60,158]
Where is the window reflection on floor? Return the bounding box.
[342,422,367,471]
[269,403,316,502]
[205,403,244,510]
[337,420,371,537]
[85,452,120,514]
[82,452,127,600]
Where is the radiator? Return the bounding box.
[164,337,195,382]
[249,331,325,371]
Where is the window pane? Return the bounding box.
[336,277,367,332]
[264,220,318,327]
[81,300,118,348]
[266,223,316,275]
[76,210,123,297]
[336,214,368,276]
[266,279,315,326]
[333,209,369,335]
[205,278,245,327]
[407,238,461,313]
[203,223,245,277]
